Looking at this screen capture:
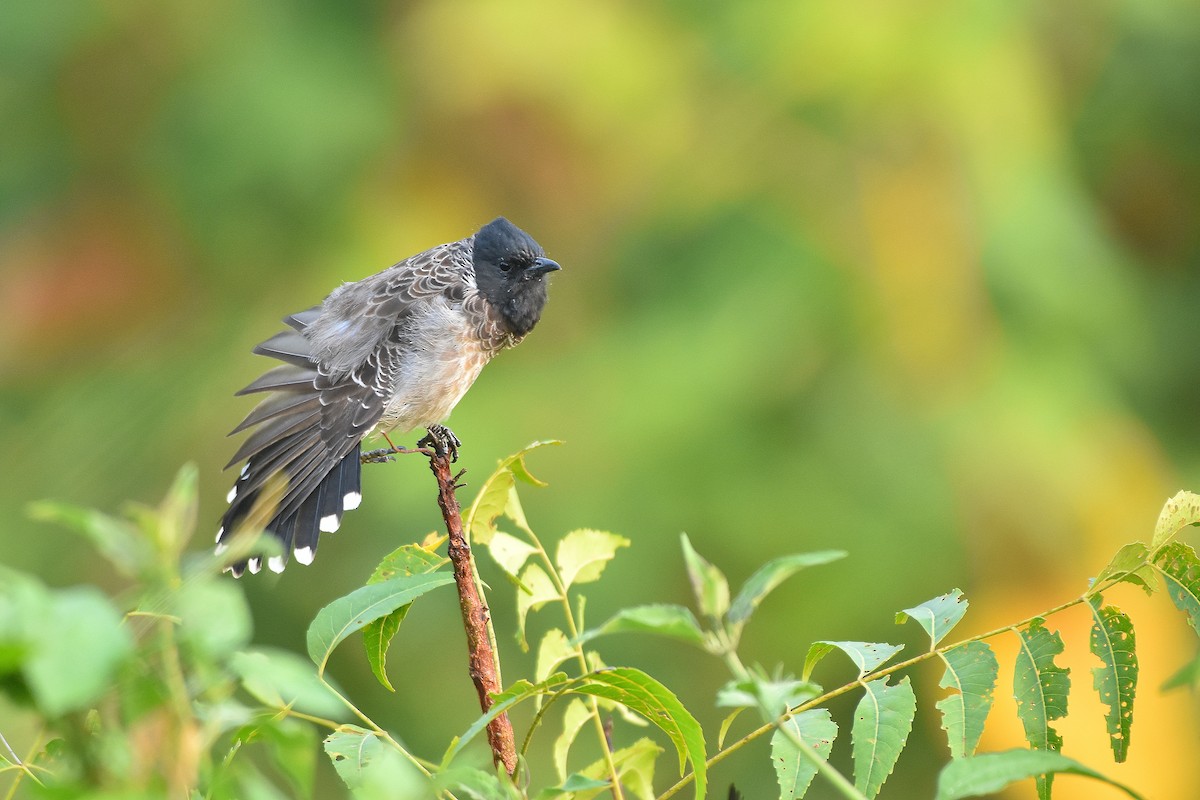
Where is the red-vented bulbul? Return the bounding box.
[217,217,559,576]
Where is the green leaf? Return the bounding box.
[896,589,967,648]
[307,572,454,673]
[231,647,347,719]
[716,674,819,718]
[553,698,593,782]
[680,534,729,621]
[727,550,846,628]
[441,766,522,800]
[1155,541,1200,635]
[1088,597,1137,763]
[487,530,540,579]
[1092,543,1157,596]
[157,462,200,555]
[516,564,560,651]
[361,543,448,692]
[240,717,317,798]
[24,587,134,716]
[324,725,424,792]
[803,640,904,680]
[1151,490,1200,549]
[465,441,561,544]
[570,667,707,800]
[28,500,150,578]
[176,578,252,659]
[580,605,706,647]
[444,675,570,766]
[1013,618,1071,800]
[537,628,576,685]
[934,749,1146,800]
[717,708,745,748]
[936,642,997,760]
[772,709,838,799]
[556,529,630,589]
[578,737,662,800]
[1162,651,1200,691]
[851,675,916,799]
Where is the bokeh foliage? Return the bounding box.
[2,1,1199,797]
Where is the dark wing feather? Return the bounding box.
[218,241,473,573]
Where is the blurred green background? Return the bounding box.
[3,0,1199,797]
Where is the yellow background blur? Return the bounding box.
[2,1,1199,798]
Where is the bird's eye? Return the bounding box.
[498,260,512,273]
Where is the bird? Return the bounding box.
[216,217,560,576]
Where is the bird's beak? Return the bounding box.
[529,257,561,275]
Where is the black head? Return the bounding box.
[472,217,560,337]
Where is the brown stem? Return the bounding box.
[427,449,517,774]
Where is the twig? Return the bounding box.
[427,445,518,774]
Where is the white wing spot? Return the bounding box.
[248,557,262,574]
[240,463,250,478]
[268,555,286,574]
[295,546,315,565]
[344,491,362,510]
[320,513,341,533]
[226,485,238,503]
[214,541,228,556]
[215,526,224,543]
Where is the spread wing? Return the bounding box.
[217,240,474,575]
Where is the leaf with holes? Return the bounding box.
[804,641,904,681]
[1156,541,1200,635]
[896,589,968,648]
[307,572,454,674]
[772,709,838,799]
[1092,543,1157,596]
[361,544,447,691]
[936,642,997,759]
[1088,597,1137,762]
[1151,490,1200,548]
[851,675,916,799]
[1013,618,1071,800]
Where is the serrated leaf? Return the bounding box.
[537,628,576,685]
[231,647,347,719]
[936,642,997,759]
[580,605,706,647]
[1151,490,1200,548]
[851,675,916,798]
[307,572,454,673]
[553,698,593,782]
[1088,597,1137,762]
[680,534,729,621]
[444,675,570,766]
[465,441,560,545]
[1155,541,1200,635]
[1092,543,1156,595]
[728,550,846,628]
[28,501,150,578]
[487,531,540,580]
[1013,618,1071,800]
[571,668,706,800]
[362,544,448,692]
[896,589,967,649]
[516,564,561,650]
[772,709,838,799]
[804,640,904,680]
[557,529,630,589]
[716,675,819,718]
[579,737,662,800]
[934,749,1146,800]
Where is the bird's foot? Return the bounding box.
[361,448,397,464]
[418,425,461,462]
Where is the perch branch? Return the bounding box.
[426,444,517,774]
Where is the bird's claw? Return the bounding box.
[360,448,397,464]
[419,425,461,462]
